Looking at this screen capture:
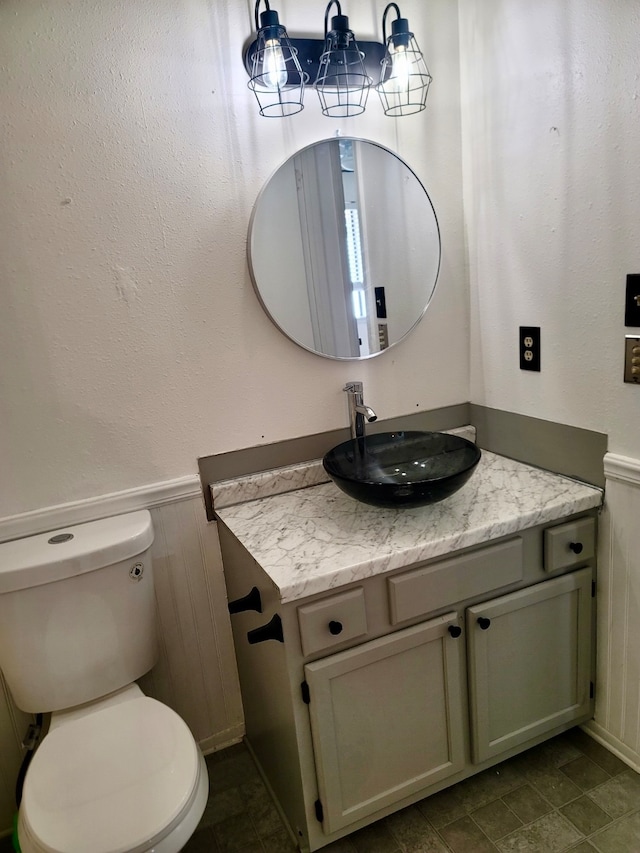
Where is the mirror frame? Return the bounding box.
[247,137,441,361]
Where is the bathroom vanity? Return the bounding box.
[214,449,602,852]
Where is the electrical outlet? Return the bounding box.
[625,274,640,327]
[519,326,541,371]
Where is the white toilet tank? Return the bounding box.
[0,511,157,713]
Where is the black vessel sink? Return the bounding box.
[322,431,481,509]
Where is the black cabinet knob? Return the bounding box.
[247,614,284,644]
[228,587,263,615]
[477,616,491,630]
[448,625,462,638]
[328,620,343,635]
[569,542,584,554]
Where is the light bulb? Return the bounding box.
[389,43,410,91]
[263,38,287,89]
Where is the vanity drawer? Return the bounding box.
[388,538,523,625]
[298,588,368,656]
[544,517,595,573]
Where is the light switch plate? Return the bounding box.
[624,336,640,384]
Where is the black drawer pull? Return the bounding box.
[569,542,584,554]
[247,614,284,644]
[228,587,263,614]
[477,616,491,630]
[448,625,462,638]
[328,620,343,636]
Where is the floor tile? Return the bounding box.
[590,810,640,853]
[11,727,640,853]
[438,814,499,852]
[587,770,640,818]
[182,826,220,852]
[512,736,582,773]
[496,811,582,852]
[245,784,284,837]
[563,730,628,777]
[261,827,298,852]
[560,757,611,792]
[525,766,583,807]
[206,745,262,793]
[188,733,640,853]
[560,796,612,835]
[213,811,263,852]
[231,846,267,853]
[385,805,449,852]
[472,799,523,840]
[319,838,358,852]
[452,763,525,812]
[502,784,553,824]
[418,786,468,828]
[199,785,246,829]
[349,820,401,852]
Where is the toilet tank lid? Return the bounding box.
[0,511,154,594]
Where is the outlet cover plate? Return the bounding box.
[520,326,541,371]
[625,275,640,327]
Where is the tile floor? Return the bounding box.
[1,727,638,853]
[183,727,640,853]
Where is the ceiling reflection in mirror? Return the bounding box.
[248,138,441,360]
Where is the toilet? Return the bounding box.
[0,510,209,853]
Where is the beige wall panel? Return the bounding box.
[587,456,640,771]
[140,498,243,749]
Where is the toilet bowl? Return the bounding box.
[0,511,209,853]
[17,685,209,853]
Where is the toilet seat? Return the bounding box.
[19,696,205,853]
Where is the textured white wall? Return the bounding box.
[459,0,640,458]
[0,0,467,518]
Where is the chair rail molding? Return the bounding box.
[603,452,640,487]
[0,475,203,544]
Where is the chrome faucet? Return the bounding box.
[344,381,377,440]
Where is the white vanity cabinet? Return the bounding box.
[467,566,593,764]
[305,612,466,835]
[218,511,597,853]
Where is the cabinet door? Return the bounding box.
[467,567,593,764]
[304,613,465,835]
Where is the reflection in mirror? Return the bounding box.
[248,138,441,360]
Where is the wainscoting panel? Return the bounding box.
[585,453,640,772]
[139,497,244,752]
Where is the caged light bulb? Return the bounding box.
[389,43,410,91]
[263,38,287,89]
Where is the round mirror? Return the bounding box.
[248,138,441,360]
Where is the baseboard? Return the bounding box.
[199,723,245,756]
[581,720,640,774]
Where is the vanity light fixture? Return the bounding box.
[376,3,432,116]
[314,1,372,117]
[247,0,305,117]
[243,1,430,118]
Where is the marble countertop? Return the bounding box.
[215,450,603,604]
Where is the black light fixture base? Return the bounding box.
[244,37,388,87]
